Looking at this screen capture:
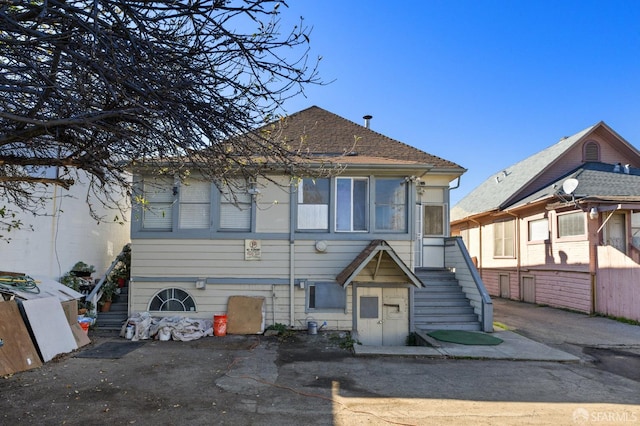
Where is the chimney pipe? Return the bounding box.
[363,115,372,129]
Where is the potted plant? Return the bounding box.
[60,272,83,292]
[110,263,129,288]
[77,299,95,315]
[70,261,95,279]
[99,281,118,312]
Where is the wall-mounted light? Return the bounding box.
[589,207,598,220]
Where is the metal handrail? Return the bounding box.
[85,244,130,316]
[445,237,493,331]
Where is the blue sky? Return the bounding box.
[279,1,640,205]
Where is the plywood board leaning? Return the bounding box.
[21,297,78,362]
[0,300,43,375]
[226,296,266,334]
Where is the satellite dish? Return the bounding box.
[562,178,579,195]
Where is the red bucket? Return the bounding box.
[213,314,227,336]
[79,321,90,334]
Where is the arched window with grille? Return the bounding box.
[149,288,196,312]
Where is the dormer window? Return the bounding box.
[583,141,600,162]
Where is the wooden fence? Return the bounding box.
[596,246,640,322]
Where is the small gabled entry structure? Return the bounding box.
[337,240,421,346]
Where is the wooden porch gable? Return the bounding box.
[336,240,423,288]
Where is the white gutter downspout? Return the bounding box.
[289,182,296,326]
[505,211,521,297]
[470,218,482,273]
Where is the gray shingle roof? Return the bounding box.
[451,124,597,221]
[513,162,640,208]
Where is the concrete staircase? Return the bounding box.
[414,268,481,331]
[96,283,129,330]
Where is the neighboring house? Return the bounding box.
[0,172,130,281]
[451,121,640,322]
[129,106,493,346]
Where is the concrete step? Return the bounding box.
[417,322,482,331]
[415,313,479,323]
[96,311,128,330]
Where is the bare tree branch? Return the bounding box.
[0,0,325,231]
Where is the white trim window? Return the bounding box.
[336,177,368,232]
[494,219,515,257]
[219,181,251,231]
[557,211,585,238]
[179,180,211,229]
[528,218,549,242]
[142,177,174,230]
[375,178,407,231]
[297,178,329,230]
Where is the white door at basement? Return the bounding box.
[357,287,408,346]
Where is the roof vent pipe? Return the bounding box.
[363,115,372,129]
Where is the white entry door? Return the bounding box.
[416,203,445,268]
[605,212,627,254]
[357,287,408,346]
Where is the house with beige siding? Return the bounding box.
[128,106,493,345]
[451,121,640,322]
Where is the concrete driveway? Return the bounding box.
[1,300,639,425]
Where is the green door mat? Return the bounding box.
[427,330,503,345]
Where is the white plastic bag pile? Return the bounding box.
[121,312,214,341]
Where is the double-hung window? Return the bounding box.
[179,180,211,229]
[142,178,174,230]
[375,178,407,231]
[494,219,515,257]
[219,181,251,231]
[297,178,329,230]
[336,177,368,232]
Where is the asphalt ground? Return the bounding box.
[1,299,639,425]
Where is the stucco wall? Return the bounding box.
[1,179,130,280]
